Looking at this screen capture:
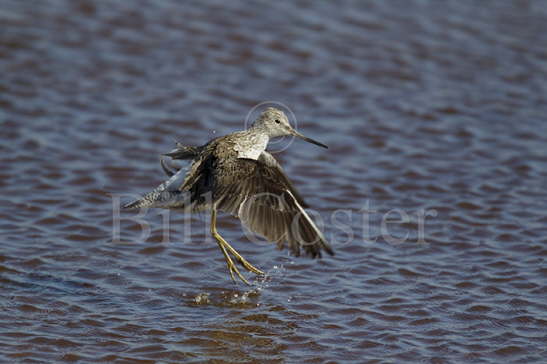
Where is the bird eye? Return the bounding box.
[275,119,280,124]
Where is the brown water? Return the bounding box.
[1,0,547,362]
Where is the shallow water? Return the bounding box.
[1,0,547,362]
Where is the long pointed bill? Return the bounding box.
[291,130,328,149]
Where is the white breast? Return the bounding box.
[234,134,269,160]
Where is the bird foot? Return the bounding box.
[222,243,264,276]
[215,236,263,285]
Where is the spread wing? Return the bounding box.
[122,162,192,209]
[123,143,206,210]
[215,152,334,258]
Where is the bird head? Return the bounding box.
[252,107,328,148]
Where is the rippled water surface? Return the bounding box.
[2,0,547,362]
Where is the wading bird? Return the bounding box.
[124,107,334,284]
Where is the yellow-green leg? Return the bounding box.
[210,209,264,285]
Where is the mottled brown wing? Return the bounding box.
[215,152,334,258]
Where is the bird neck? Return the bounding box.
[248,123,271,138]
[235,129,270,160]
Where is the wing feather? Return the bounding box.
[216,152,333,258]
[122,166,191,209]
[123,144,208,210]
